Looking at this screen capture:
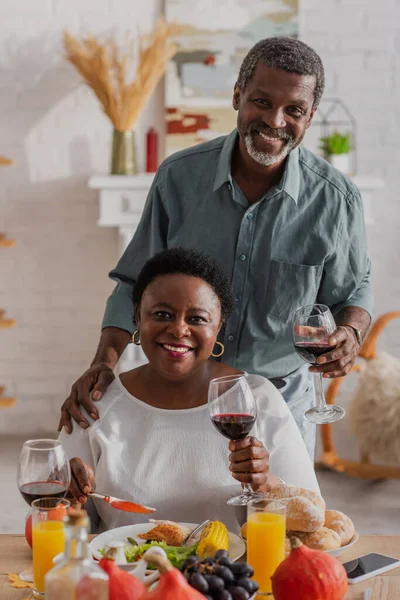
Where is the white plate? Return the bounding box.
[325,531,360,557]
[240,530,360,558]
[90,522,246,570]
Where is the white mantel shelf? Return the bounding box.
[89,173,384,191]
[90,174,155,190]
[351,176,384,189]
[89,172,384,230]
[90,174,156,229]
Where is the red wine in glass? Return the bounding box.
[19,481,68,506]
[293,304,345,424]
[294,341,331,364]
[208,374,261,506]
[211,413,256,440]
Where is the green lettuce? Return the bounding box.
[125,540,198,569]
[100,539,198,570]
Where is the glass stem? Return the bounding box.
[313,372,328,412]
[242,483,253,495]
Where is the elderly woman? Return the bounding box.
[59,248,319,532]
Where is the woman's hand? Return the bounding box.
[68,457,96,508]
[229,437,273,494]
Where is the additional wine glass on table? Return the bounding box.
[208,373,261,506]
[16,439,71,582]
[293,303,345,424]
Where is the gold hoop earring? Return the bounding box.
[211,341,224,358]
[132,330,141,346]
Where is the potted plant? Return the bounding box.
[319,130,353,174]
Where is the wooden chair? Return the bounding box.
[316,311,400,479]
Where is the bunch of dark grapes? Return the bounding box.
[181,550,259,600]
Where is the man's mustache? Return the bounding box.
[246,122,292,142]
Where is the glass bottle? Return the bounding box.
[146,127,158,172]
[45,509,109,600]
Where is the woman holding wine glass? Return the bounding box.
[58,248,320,533]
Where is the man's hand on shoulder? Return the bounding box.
[58,363,115,434]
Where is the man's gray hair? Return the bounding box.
[237,37,325,108]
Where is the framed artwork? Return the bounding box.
[165,0,299,155]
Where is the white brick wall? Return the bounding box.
[303,0,400,460]
[303,0,400,338]
[0,0,163,434]
[1,0,399,436]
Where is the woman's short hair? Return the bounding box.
[133,247,235,321]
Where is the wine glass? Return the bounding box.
[208,374,261,506]
[18,439,71,504]
[293,304,345,424]
[17,439,71,582]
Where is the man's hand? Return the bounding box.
[68,457,96,508]
[309,325,360,378]
[229,437,273,494]
[58,363,115,433]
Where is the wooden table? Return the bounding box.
[1,534,400,599]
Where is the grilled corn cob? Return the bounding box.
[197,520,229,559]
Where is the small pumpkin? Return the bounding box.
[271,536,348,600]
[25,513,32,549]
[141,548,206,600]
[99,547,147,600]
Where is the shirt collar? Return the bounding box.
[277,145,300,204]
[213,129,301,205]
[213,130,237,192]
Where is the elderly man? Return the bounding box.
[59,37,372,458]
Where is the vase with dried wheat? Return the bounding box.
[64,18,179,175]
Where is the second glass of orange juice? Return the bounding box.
[247,498,286,596]
[32,498,70,598]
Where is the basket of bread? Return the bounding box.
[240,483,358,557]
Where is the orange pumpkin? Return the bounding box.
[25,513,32,549]
[47,502,68,521]
[271,536,348,600]
[99,548,147,600]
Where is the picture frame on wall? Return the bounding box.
[165,0,299,156]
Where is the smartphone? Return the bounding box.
[343,552,400,584]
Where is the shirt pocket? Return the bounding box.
[265,260,323,321]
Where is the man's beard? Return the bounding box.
[239,122,296,167]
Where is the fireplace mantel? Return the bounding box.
[90,173,382,244]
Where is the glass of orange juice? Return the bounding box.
[32,498,70,598]
[247,497,286,597]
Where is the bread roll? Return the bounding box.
[241,496,323,539]
[290,527,342,551]
[268,497,324,533]
[324,510,355,547]
[268,483,326,512]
